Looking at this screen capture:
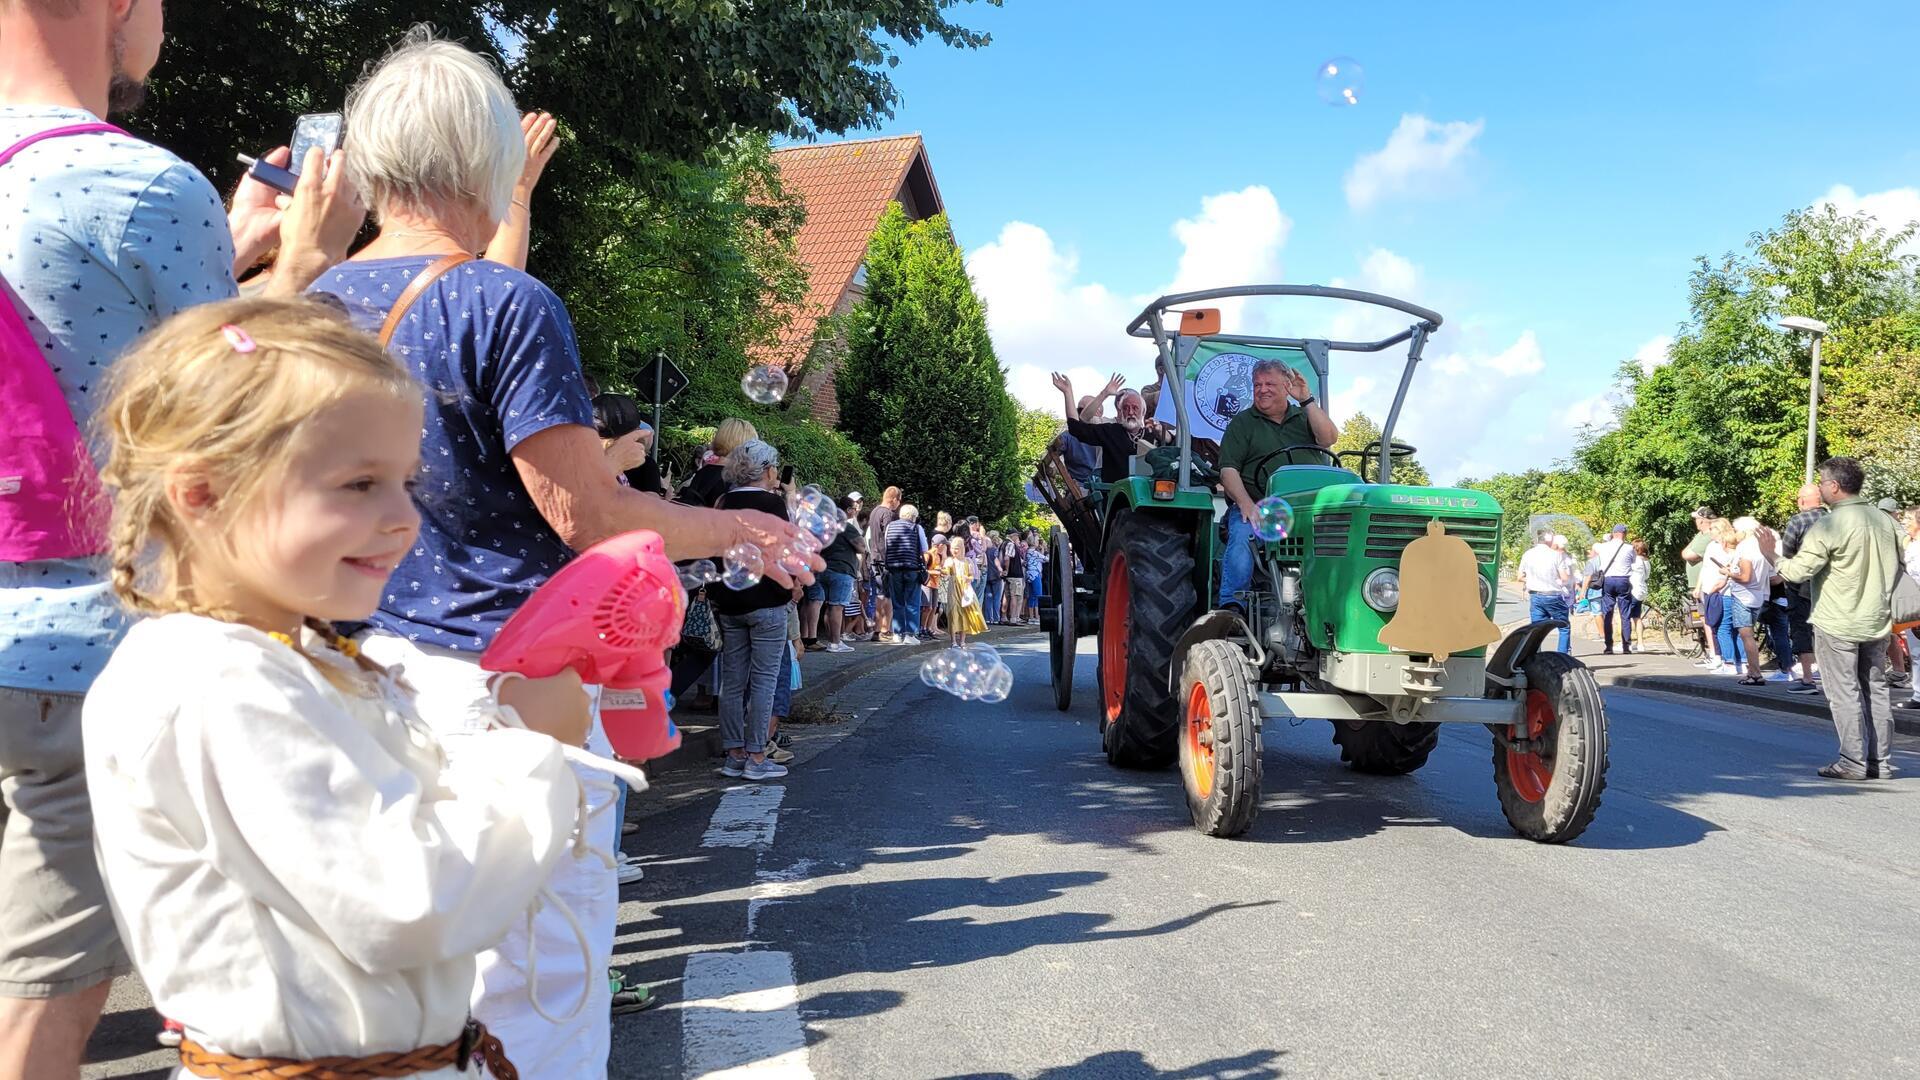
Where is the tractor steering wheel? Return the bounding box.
[1244,444,1340,483]
[1338,439,1418,483]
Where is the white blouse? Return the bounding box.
[83,614,581,1073]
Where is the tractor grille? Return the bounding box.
[1364,513,1500,562]
[1313,512,1354,558]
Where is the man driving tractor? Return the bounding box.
[1215,361,1337,615]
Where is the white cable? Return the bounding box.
[519,887,596,1025]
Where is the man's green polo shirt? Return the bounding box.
[1218,404,1317,497]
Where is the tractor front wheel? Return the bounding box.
[1099,510,1197,768]
[1492,651,1609,843]
[1330,719,1439,775]
[1179,639,1262,837]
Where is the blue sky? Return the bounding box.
[849,0,1920,482]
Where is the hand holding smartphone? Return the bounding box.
[237,112,343,195]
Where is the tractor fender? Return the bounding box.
[1484,620,1566,694]
[1167,609,1260,694]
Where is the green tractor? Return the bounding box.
[1033,285,1607,842]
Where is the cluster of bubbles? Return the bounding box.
[741,365,789,405]
[676,486,849,592]
[920,643,1014,704]
[1315,56,1363,107]
[1251,496,1296,542]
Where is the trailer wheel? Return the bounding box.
[1099,510,1197,768]
[1047,526,1075,712]
[1179,639,1262,837]
[1493,651,1609,843]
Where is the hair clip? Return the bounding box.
[220,323,257,354]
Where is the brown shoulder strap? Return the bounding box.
[377,252,475,348]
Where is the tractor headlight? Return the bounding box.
[1363,568,1400,612]
[1477,573,1493,610]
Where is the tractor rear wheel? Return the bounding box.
[1048,526,1075,712]
[1099,510,1197,768]
[1330,719,1439,775]
[1493,651,1609,843]
[1179,639,1262,837]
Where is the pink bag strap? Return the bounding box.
[0,122,128,167]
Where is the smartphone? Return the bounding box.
[237,112,343,195]
[779,465,796,486]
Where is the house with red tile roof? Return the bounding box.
[762,134,946,424]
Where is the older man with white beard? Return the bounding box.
[1051,372,1173,485]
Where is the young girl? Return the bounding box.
[83,298,598,1077]
[940,539,987,646]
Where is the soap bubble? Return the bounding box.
[791,488,846,546]
[741,365,789,404]
[775,545,810,576]
[678,561,722,588]
[1314,56,1363,106]
[920,645,1014,703]
[1251,496,1295,542]
[721,543,764,589]
[979,664,1013,704]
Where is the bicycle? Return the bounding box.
[1644,598,1706,660]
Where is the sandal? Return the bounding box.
[1738,675,1766,686]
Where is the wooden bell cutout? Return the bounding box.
[1378,520,1502,658]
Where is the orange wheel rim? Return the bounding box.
[1507,689,1555,803]
[1102,549,1130,725]
[1186,681,1215,799]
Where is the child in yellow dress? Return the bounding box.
[939,539,987,645]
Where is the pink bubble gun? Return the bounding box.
[481,529,685,762]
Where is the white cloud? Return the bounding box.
[1815,184,1920,256]
[1482,330,1545,377]
[1344,114,1485,211]
[1632,334,1674,376]
[1328,247,1423,343]
[970,187,1290,414]
[1562,394,1617,431]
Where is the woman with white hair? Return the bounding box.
[710,441,795,780]
[308,30,814,1073]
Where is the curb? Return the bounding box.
[1599,670,1920,736]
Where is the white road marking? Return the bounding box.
[746,858,819,937]
[679,950,813,1078]
[701,785,787,849]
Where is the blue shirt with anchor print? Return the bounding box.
[309,256,594,654]
[0,106,237,693]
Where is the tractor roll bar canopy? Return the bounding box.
[1125,284,1444,489]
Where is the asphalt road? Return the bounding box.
[610,635,1920,1080]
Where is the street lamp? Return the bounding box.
[1779,315,1830,483]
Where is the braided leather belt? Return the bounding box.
[179,1019,517,1079]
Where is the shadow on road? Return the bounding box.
[946,1048,1287,1079]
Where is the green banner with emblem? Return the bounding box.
[1152,340,1321,444]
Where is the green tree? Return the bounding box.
[1332,412,1429,485]
[994,406,1063,533]
[1824,308,1920,502]
[1575,204,1916,558]
[838,204,1022,520]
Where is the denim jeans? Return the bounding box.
[887,568,924,636]
[1217,506,1256,608]
[1600,576,1634,649]
[982,578,1004,623]
[1715,601,1752,669]
[1759,599,1795,674]
[1027,573,1044,609]
[772,641,793,718]
[718,606,786,755]
[1528,593,1571,652]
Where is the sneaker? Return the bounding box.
[1868,760,1898,779]
[1767,671,1797,683]
[1888,671,1914,689]
[156,1018,184,1049]
[1693,658,1718,669]
[1601,647,1614,655]
[824,641,854,653]
[767,747,795,765]
[615,853,645,885]
[1895,700,1920,711]
[744,759,789,780]
[1817,761,1870,781]
[609,969,661,1015]
[718,756,746,778]
[1786,681,1823,695]
[772,731,793,749]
